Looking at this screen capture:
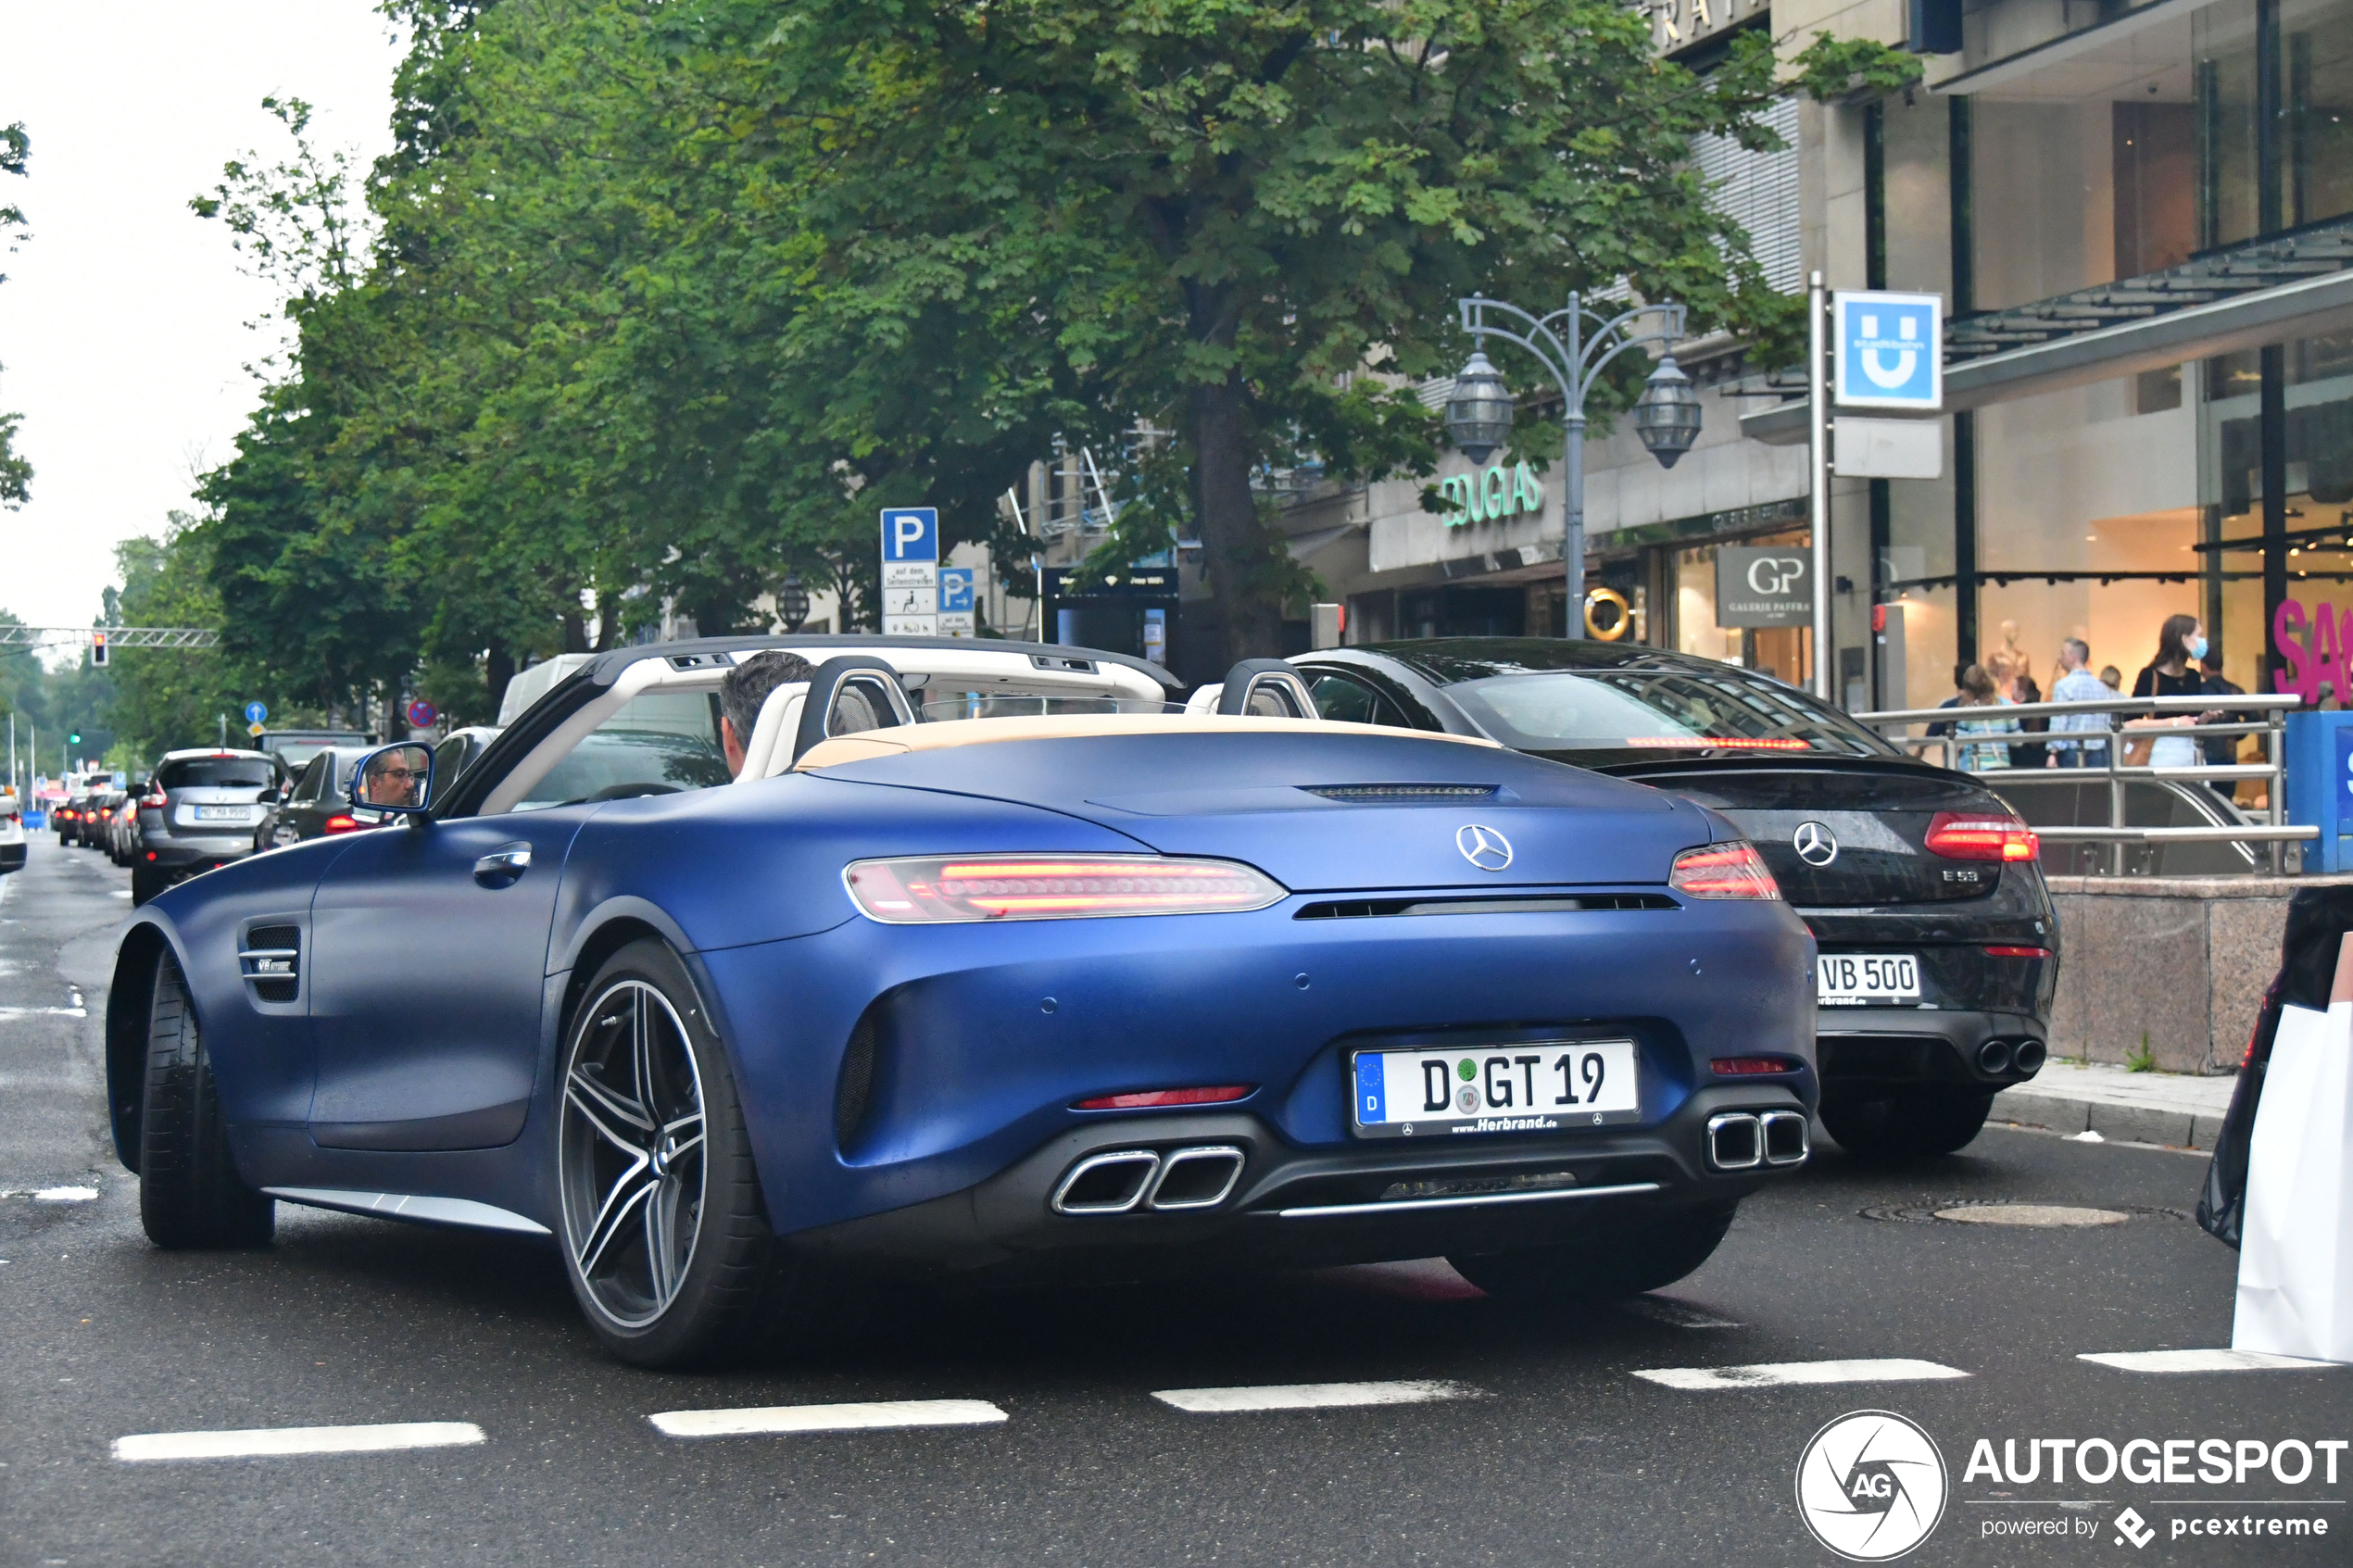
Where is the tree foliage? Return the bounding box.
[2,117,31,508]
[184,0,1919,699]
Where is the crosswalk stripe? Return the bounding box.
[1632,1358,1969,1390]
[2078,1348,2341,1374]
[648,1399,1007,1437]
[1151,1380,1479,1413]
[113,1422,484,1462]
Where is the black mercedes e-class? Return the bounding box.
[1291,639,2057,1160]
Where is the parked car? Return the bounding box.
[111,634,1816,1368]
[0,788,23,874]
[1290,639,2058,1160]
[131,749,286,905]
[256,728,374,776]
[253,746,384,850]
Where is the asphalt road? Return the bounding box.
[3,836,2347,1567]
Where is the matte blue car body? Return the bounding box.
[110,723,1817,1262]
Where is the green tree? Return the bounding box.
[3,117,32,507]
[107,519,247,760]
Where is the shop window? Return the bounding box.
[1670,532,1811,688]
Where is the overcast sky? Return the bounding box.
[0,2,402,635]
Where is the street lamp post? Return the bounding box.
[1444,294,1699,633]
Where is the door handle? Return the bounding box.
[473,847,532,886]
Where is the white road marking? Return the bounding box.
[1620,1297,1743,1329]
[1151,1380,1480,1413]
[1632,1358,1970,1390]
[112,1421,486,1462]
[649,1399,1007,1438]
[2078,1348,2341,1374]
[31,1186,97,1202]
[0,1007,86,1019]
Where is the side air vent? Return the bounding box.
[834,1010,880,1152]
[1299,784,1499,803]
[240,923,301,1003]
[1295,893,1679,920]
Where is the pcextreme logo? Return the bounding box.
[1796,1410,1950,1561]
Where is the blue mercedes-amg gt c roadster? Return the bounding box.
[108,636,1818,1367]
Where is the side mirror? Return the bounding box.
[347,743,435,818]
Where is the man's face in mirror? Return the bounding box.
[360,748,428,808]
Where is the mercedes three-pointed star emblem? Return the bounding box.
[1456,823,1514,872]
[1793,821,1839,868]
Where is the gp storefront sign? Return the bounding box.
[1437,459,1542,527]
[1717,545,1812,628]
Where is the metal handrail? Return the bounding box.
[1852,690,2302,874]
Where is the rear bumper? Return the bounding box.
[786,1083,1811,1282]
[0,842,23,872]
[1816,1008,2049,1097]
[143,834,255,870]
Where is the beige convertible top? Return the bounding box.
[793,713,1501,771]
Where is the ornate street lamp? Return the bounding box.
[777,572,812,633]
[1449,293,1695,628]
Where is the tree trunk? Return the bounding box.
[1188,370,1284,665]
[484,636,515,720]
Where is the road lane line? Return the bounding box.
[648,1399,1007,1438]
[113,1421,485,1462]
[0,1007,87,1018]
[31,1186,97,1202]
[2078,1348,2340,1374]
[1632,1358,1969,1390]
[1620,1297,1743,1329]
[1151,1380,1480,1413]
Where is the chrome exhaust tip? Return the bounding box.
[1051,1149,1161,1214]
[1146,1145,1245,1210]
[1977,1038,2015,1075]
[2012,1038,2047,1076]
[1705,1112,1763,1171]
[1760,1109,1811,1167]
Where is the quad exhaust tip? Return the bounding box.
[1977,1039,2014,1074]
[1705,1111,1810,1171]
[2012,1038,2047,1075]
[1050,1145,1247,1215]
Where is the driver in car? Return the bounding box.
[719,649,817,778]
[357,749,428,809]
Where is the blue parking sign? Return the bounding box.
[1833,291,1943,410]
[879,507,938,563]
[937,568,975,613]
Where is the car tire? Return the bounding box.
[130,866,168,906]
[1820,1090,1994,1161]
[1447,1202,1736,1301]
[138,949,276,1249]
[556,939,791,1369]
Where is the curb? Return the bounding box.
[1991,1085,2231,1151]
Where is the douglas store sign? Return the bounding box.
[1438,459,1544,527]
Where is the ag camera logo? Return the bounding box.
[1796,1411,1949,1561]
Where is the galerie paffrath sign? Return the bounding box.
[1833,291,1944,411]
[1716,546,1811,628]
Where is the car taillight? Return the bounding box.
[1669,842,1781,899]
[1712,1056,1801,1076]
[1983,945,2052,960]
[844,854,1287,923]
[1074,1085,1254,1110]
[321,815,360,834]
[1926,812,2039,861]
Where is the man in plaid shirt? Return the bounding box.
[2045,637,2112,767]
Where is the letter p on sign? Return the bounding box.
[880,508,939,563]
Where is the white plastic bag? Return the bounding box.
[2233,939,2353,1362]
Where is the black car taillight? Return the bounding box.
[1924,811,2039,862]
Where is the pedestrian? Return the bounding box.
[2045,637,2113,768]
[2099,664,2123,693]
[2128,614,2211,770]
[1993,648,2048,768]
[1951,664,2018,771]
[2198,648,2249,802]
[1925,661,1969,751]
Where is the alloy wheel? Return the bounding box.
[559,978,708,1329]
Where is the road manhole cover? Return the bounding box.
[1861,1199,2187,1225]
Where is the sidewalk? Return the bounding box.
[1991,1060,2237,1150]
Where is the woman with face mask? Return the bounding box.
[2129,613,2213,771]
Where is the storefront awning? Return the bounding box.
[1741,220,2353,445]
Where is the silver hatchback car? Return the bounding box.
[132,748,285,905]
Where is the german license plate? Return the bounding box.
[1351,1040,1640,1138]
[195,806,249,822]
[1818,952,1922,1005]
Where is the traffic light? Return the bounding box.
[91,630,109,667]
[68,732,81,746]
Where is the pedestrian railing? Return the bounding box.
[1849,693,2311,875]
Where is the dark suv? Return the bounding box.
[1292,639,2058,1160]
[132,749,285,905]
